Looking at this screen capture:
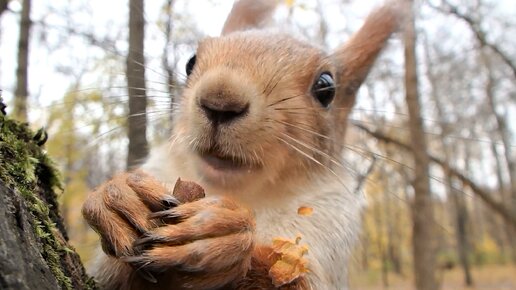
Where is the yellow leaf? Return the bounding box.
[269,235,309,287]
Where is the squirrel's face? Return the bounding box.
[172,31,344,192]
[170,2,400,194]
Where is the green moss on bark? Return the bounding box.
[0,97,97,289]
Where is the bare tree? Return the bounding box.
[13,0,32,121]
[403,1,438,289]
[355,123,516,229]
[161,0,177,123]
[430,0,516,81]
[481,51,516,262]
[126,0,148,169]
[423,38,474,286]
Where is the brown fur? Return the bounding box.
[222,0,279,35]
[82,1,403,289]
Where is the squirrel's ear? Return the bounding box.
[332,1,406,102]
[221,0,279,35]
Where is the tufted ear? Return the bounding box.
[332,1,406,103]
[221,0,279,35]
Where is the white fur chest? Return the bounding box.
[143,146,364,289]
[252,181,364,290]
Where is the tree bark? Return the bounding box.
[126,0,148,169]
[403,1,438,289]
[0,100,96,289]
[13,0,31,121]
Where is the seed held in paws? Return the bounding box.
[172,178,206,203]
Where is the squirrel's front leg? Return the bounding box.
[125,195,256,289]
[83,171,306,289]
[82,170,190,290]
[129,195,308,290]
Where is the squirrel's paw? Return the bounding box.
[125,196,256,288]
[82,170,175,257]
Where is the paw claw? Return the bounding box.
[122,255,151,268]
[136,269,157,283]
[133,234,165,248]
[161,196,180,208]
[123,255,166,274]
[149,209,182,222]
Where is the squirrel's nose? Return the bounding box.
[199,97,249,125]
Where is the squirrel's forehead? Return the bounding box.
[197,32,326,65]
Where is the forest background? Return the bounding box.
[1,0,515,289]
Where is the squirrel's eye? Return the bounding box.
[186,54,197,76]
[311,72,336,108]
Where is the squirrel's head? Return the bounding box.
[171,0,402,196]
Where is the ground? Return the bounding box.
[350,264,516,290]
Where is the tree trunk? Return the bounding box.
[403,1,438,290]
[126,0,148,169]
[372,188,389,288]
[449,178,474,285]
[0,99,96,289]
[381,164,403,276]
[482,51,516,263]
[423,40,474,286]
[13,0,31,121]
[491,143,515,260]
[161,0,177,125]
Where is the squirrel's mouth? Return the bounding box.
[200,150,247,170]
[194,147,261,186]
[197,147,260,172]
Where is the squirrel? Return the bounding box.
[82,0,403,289]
